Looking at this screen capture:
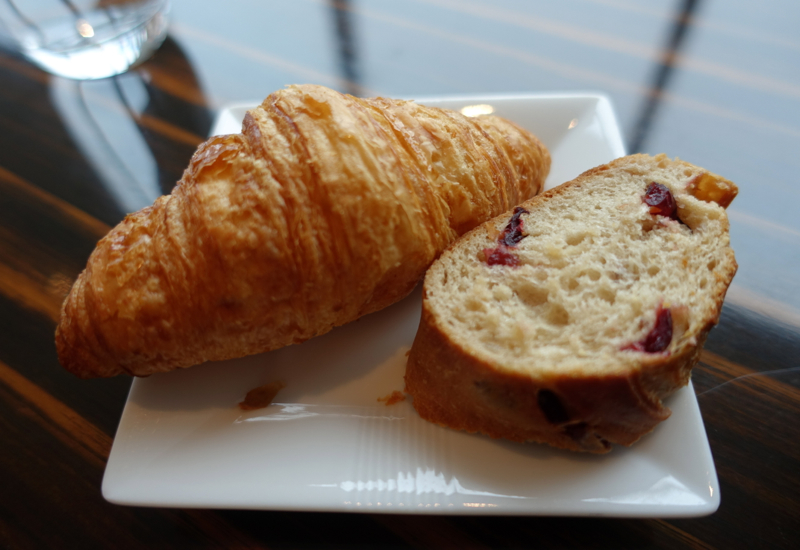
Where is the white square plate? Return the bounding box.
[102,93,719,517]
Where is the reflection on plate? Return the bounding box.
[102,93,719,517]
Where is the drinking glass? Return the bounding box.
[0,0,170,79]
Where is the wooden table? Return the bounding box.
[1,1,798,548]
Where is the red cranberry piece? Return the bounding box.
[644,182,678,219]
[623,306,673,353]
[501,206,530,246]
[483,207,530,267]
[483,245,520,266]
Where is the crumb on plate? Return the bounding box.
[238,380,286,411]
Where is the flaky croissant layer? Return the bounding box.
[56,84,550,378]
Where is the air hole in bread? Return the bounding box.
[699,277,708,289]
[465,294,486,312]
[597,287,616,304]
[566,233,588,246]
[516,282,549,307]
[561,276,580,291]
[584,269,601,281]
[549,257,569,269]
[640,217,658,232]
[547,303,570,326]
[647,265,660,277]
[707,259,717,271]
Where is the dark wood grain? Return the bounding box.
[1,1,799,548]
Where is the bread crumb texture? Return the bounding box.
[407,154,737,452]
[427,154,735,377]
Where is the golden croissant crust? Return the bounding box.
[56,84,550,378]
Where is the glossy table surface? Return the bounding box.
[1,0,799,548]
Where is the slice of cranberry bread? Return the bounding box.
[405,154,737,453]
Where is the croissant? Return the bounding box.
[56,84,550,378]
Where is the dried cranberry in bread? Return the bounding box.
[405,154,737,453]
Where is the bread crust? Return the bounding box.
[56,85,550,378]
[405,154,737,453]
[407,302,718,452]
